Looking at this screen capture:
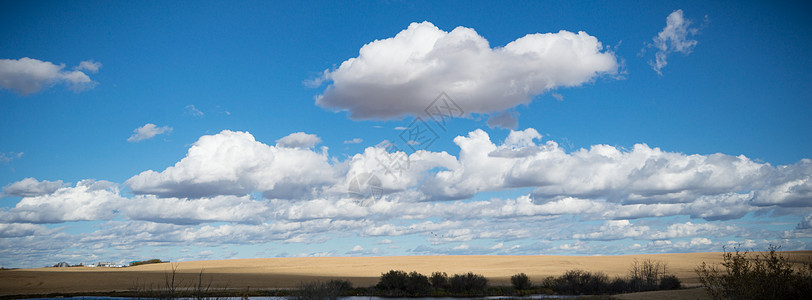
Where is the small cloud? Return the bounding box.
[276,132,322,148]
[0,57,100,95]
[394,126,408,130]
[689,237,713,247]
[345,245,365,255]
[0,152,23,163]
[303,69,330,88]
[377,239,394,245]
[453,244,470,250]
[551,93,564,101]
[75,60,102,73]
[344,138,363,144]
[486,111,519,129]
[127,123,172,142]
[406,140,420,145]
[185,104,204,117]
[643,9,702,75]
[797,214,812,230]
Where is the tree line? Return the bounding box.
[294,258,682,299]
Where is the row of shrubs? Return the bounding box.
[543,258,681,295]
[376,270,489,296]
[295,259,681,298]
[293,272,492,299]
[538,268,681,295]
[295,246,812,299]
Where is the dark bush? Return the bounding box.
[628,258,669,292]
[375,270,431,296]
[325,279,353,291]
[449,272,488,294]
[658,274,681,290]
[430,271,449,288]
[511,272,532,290]
[540,275,557,289]
[406,271,431,295]
[376,270,408,295]
[608,277,631,294]
[696,245,812,300]
[555,270,610,295]
[294,279,352,300]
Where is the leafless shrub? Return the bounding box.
[696,245,812,300]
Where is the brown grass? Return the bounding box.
[2,251,810,296]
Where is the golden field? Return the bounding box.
[2,251,811,297]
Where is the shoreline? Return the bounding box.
[0,287,713,300]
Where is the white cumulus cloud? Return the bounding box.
[126,130,337,199]
[127,123,173,142]
[0,57,100,95]
[2,178,63,197]
[420,128,771,205]
[314,21,618,120]
[0,180,124,224]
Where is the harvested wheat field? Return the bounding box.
[2,251,811,297]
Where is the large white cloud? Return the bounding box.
[0,179,276,226]
[127,128,810,216]
[126,130,337,198]
[0,180,124,223]
[0,57,99,95]
[314,21,618,120]
[2,178,63,197]
[420,128,772,205]
[752,159,812,207]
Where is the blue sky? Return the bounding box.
[1,0,811,268]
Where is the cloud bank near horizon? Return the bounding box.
[2,128,810,267]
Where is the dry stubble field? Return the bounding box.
[2,251,811,297]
